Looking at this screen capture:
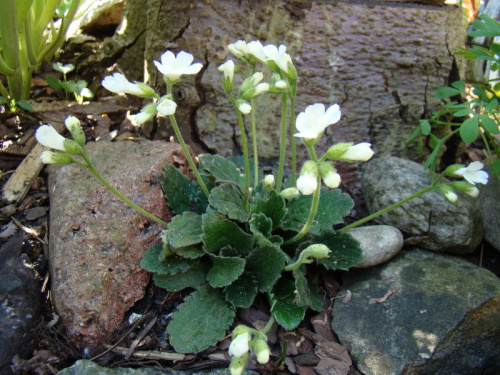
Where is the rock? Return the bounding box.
[332,248,500,375]
[475,170,500,253]
[348,225,403,268]
[58,359,257,374]
[362,157,483,254]
[48,140,182,345]
[0,231,42,373]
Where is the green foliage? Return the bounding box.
[140,153,363,353]
[166,284,235,353]
[408,15,500,173]
[46,72,94,104]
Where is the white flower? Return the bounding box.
[102,73,145,96]
[462,185,479,198]
[454,161,489,185]
[253,339,270,364]
[252,82,269,97]
[297,171,318,195]
[440,185,458,204]
[153,50,203,82]
[40,151,73,164]
[36,125,67,152]
[228,40,250,59]
[65,116,85,146]
[247,40,267,62]
[275,80,288,90]
[238,102,252,114]
[218,60,235,83]
[263,44,293,73]
[157,98,177,116]
[294,103,341,141]
[53,62,74,75]
[229,332,250,358]
[323,170,341,188]
[339,142,374,162]
[133,103,158,125]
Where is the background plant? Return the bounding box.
[407,15,500,177]
[0,0,82,109]
[45,62,93,104]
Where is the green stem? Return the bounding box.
[167,84,210,197]
[340,185,434,232]
[260,316,275,336]
[289,85,297,186]
[250,98,259,188]
[276,94,288,191]
[1,0,23,99]
[283,173,321,245]
[229,94,250,191]
[81,154,169,227]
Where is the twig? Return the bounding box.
[108,346,195,362]
[125,317,158,359]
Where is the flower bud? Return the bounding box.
[36,125,68,152]
[262,174,275,193]
[439,184,458,204]
[275,80,288,90]
[253,339,270,364]
[338,142,374,161]
[65,116,86,147]
[237,100,252,114]
[280,187,299,200]
[252,82,270,97]
[229,331,251,358]
[451,181,480,198]
[157,97,177,116]
[297,161,319,195]
[229,354,248,375]
[319,162,341,189]
[302,244,331,262]
[325,142,353,160]
[134,103,158,125]
[40,151,73,164]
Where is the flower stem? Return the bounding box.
[340,185,434,232]
[167,84,210,197]
[276,94,288,192]
[250,98,259,188]
[283,173,322,245]
[81,154,169,227]
[229,94,251,191]
[260,316,275,336]
[289,85,297,186]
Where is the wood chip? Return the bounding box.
[369,287,397,305]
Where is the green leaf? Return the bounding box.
[153,261,209,291]
[282,189,354,234]
[269,278,307,331]
[246,247,286,292]
[451,80,466,92]
[251,191,287,229]
[167,285,235,353]
[479,115,500,135]
[199,154,242,184]
[175,245,205,259]
[0,97,7,105]
[141,245,199,275]
[484,98,499,112]
[209,183,249,222]
[315,231,363,270]
[249,213,283,248]
[453,108,474,117]
[207,255,246,288]
[292,266,322,311]
[164,212,203,249]
[420,119,431,135]
[163,164,207,215]
[202,211,254,255]
[17,100,33,111]
[469,15,500,37]
[460,116,479,143]
[225,272,259,308]
[45,75,63,90]
[435,86,460,99]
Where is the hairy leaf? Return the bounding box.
[270,278,307,331]
[251,191,287,229]
[202,211,254,255]
[207,255,246,288]
[246,247,286,292]
[164,212,203,249]
[141,245,199,275]
[167,285,235,353]
[249,213,283,249]
[163,164,207,214]
[199,154,242,184]
[293,266,323,311]
[209,183,249,222]
[315,231,363,270]
[153,261,209,291]
[225,272,259,308]
[282,189,353,234]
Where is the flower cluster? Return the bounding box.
[438,161,489,203]
[228,326,270,375]
[101,50,203,125]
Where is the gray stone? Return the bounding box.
[48,140,181,345]
[0,232,42,374]
[58,359,257,375]
[362,157,483,254]
[475,170,500,253]
[332,249,500,375]
[348,225,403,268]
